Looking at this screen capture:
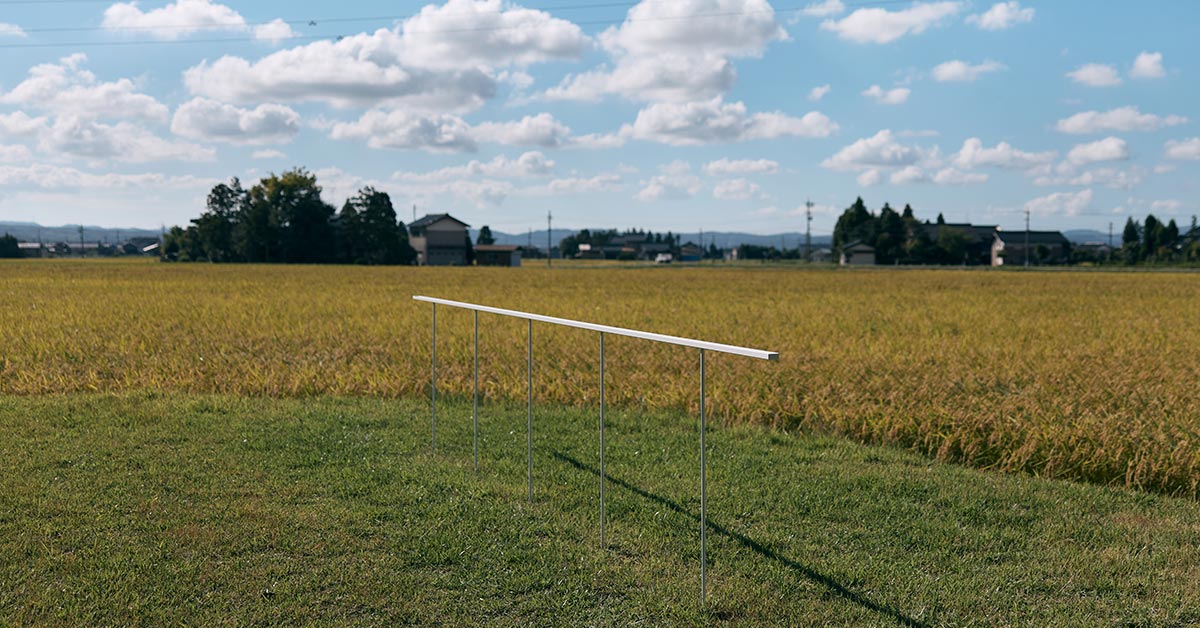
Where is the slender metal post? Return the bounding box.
[599,332,606,548]
[473,310,479,471]
[532,319,537,501]
[699,348,707,605]
[431,303,437,452]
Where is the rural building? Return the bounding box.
[409,214,470,266]
[474,244,521,267]
[17,242,44,257]
[679,243,703,262]
[923,223,998,265]
[991,230,1071,266]
[839,241,876,266]
[810,248,834,263]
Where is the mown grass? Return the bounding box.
[1,393,1198,626]
[2,259,1199,498]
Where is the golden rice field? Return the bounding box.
[2,258,1199,498]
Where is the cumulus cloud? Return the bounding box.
[801,0,844,17]
[1055,106,1187,134]
[1032,167,1143,190]
[0,111,49,137]
[472,114,572,148]
[952,138,1055,170]
[102,0,246,39]
[0,163,205,189]
[0,54,167,121]
[1024,188,1093,216]
[1130,51,1165,79]
[966,2,1033,30]
[184,1,588,112]
[808,84,831,101]
[1067,63,1121,87]
[544,0,783,103]
[856,169,882,186]
[393,151,555,181]
[821,2,961,44]
[621,98,837,146]
[821,130,923,171]
[889,165,927,184]
[636,160,702,200]
[712,178,762,199]
[861,85,910,104]
[931,60,1005,82]
[534,173,623,195]
[1066,136,1129,166]
[932,167,988,185]
[1164,137,1200,160]
[253,19,295,42]
[703,158,779,176]
[251,149,286,159]
[171,98,300,144]
[0,22,26,37]
[0,144,34,163]
[330,110,477,152]
[37,116,214,163]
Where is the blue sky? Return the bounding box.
[0,0,1197,235]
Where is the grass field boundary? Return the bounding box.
[413,294,781,606]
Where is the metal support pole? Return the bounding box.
[431,303,437,452]
[599,332,606,548]
[699,348,707,605]
[473,310,479,471]
[527,319,533,503]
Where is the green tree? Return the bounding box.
[833,197,874,250]
[476,225,495,245]
[1143,214,1163,261]
[874,202,905,264]
[1121,217,1141,263]
[193,177,244,262]
[0,233,20,258]
[248,169,335,264]
[338,187,415,265]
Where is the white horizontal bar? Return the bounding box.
[413,295,778,361]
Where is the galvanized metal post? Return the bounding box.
[473,310,479,471]
[532,319,537,501]
[699,348,707,605]
[431,303,437,452]
[599,331,606,547]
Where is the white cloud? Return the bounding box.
[0,54,167,121]
[1024,188,1093,216]
[1055,106,1187,134]
[1150,199,1182,213]
[102,0,246,39]
[931,60,1005,82]
[0,163,205,189]
[856,169,882,186]
[622,98,837,146]
[600,0,786,58]
[535,173,623,195]
[712,178,762,199]
[822,130,922,171]
[472,114,573,148]
[0,22,26,37]
[330,110,477,152]
[1066,63,1121,87]
[1066,136,1129,166]
[0,144,34,163]
[801,0,844,17]
[862,85,910,104]
[952,138,1055,170]
[1130,51,1165,79]
[889,166,927,184]
[808,84,831,101]
[393,151,555,181]
[966,2,1033,30]
[821,2,961,44]
[253,19,295,43]
[36,116,215,163]
[0,112,49,137]
[1164,138,1200,160]
[544,54,735,103]
[703,158,779,176]
[636,160,702,200]
[1032,167,1143,190]
[251,149,285,159]
[932,167,988,185]
[171,98,300,145]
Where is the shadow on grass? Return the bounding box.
[551,450,930,628]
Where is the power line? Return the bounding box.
[0,0,918,49]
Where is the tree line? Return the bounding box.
[1119,215,1200,263]
[164,168,416,265]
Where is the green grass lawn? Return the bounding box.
[1,393,1198,626]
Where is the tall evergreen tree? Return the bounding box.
[476,225,495,245]
[1121,217,1141,263]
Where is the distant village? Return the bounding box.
[3,173,1198,267]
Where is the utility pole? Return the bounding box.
[1108,222,1113,248]
[547,210,552,268]
[412,204,416,224]
[1024,208,1030,268]
[78,226,84,258]
[805,199,813,262]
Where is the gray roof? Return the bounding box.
[409,213,469,229]
[994,230,1069,245]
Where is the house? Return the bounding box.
[839,240,876,266]
[810,248,834,263]
[17,242,44,258]
[474,244,521,267]
[678,243,703,262]
[923,223,998,265]
[409,214,470,266]
[991,230,1071,266]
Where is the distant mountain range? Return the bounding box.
[1,221,1109,249]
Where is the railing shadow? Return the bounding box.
[551,450,931,628]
